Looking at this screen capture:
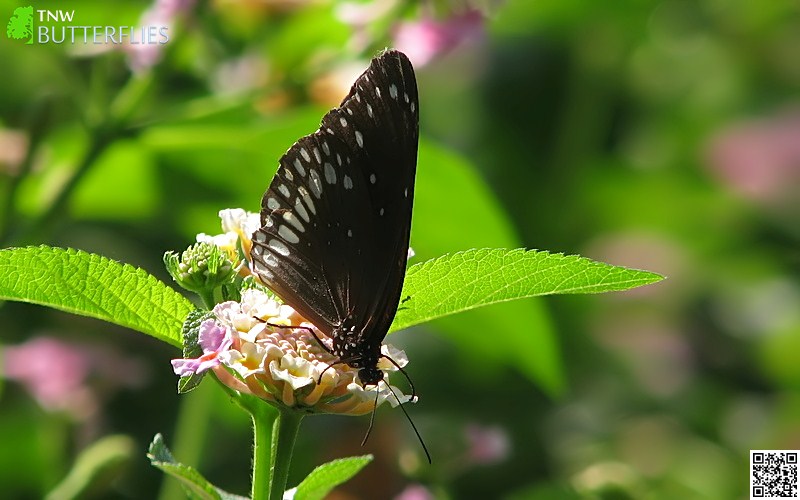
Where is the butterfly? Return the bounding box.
[249,50,427,460]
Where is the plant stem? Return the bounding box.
[247,399,276,500]
[253,407,302,500]
[198,289,216,310]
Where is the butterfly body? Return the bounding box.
[251,50,419,387]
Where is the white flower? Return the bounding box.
[196,208,262,277]
[173,288,415,415]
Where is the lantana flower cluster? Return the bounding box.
[170,209,414,415]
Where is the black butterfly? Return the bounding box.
[250,50,418,393]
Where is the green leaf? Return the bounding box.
[148,434,248,500]
[178,310,215,394]
[293,455,373,500]
[413,140,563,395]
[392,248,664,331]
[0,246,194,348]
[45,435,135,500]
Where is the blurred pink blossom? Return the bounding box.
[594,321,694,397]
[335,0,399,53]
[394,483,435,500]
[3,336,148,419]
[394,10,485,66]
[706,108,800,201]
[0,129,28,175]
[464,423,510,465]
[337,0,396,26]
[126,0,196,72]
[4,337,91,412]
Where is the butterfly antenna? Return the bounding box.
[388,383,432,464]
[383,355,417,399]
[361,388,380,447]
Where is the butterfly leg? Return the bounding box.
[251,317,334,355]
[381,354,417,400]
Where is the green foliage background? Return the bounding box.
[1,0,798,498]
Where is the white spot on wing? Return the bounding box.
[404,92,409,103]
[347,229,352,237]
[313,147,321,163]
[376,87,381,98]
[347,108,353,116]
[367,104,373,117]
[278,225,299,244]
[379,208,385,216]
[300,148,310,162]
[294,198,310,222]
[284,169,293,181]
[324,162,337,184]
[260,249,279,268]
[298,187,316,214]
[355,130,363,148]
[369,173,376,184]
[309,170,323,198]
[322,141,330,155]
[355,92,361,102]
[278,184,290,198]
[340,117,348,127]
[282,211,305,232]
[256,267,274,279]
[267,197,280,210]
[268,239,290,256]
[343,175,353,189]
[293,159,306,177]
[411,101,416,113]
[336,154,342,166]
[389,84,398,99]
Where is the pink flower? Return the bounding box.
[706,107,800,201]
[3,336,148,418]
[394,484,435,500]
[171,319,232,376]
[394,10,485,66]
[464,424,510,465]
[4,337,90,411]
[126,0,196,72]
[170,289,415,415]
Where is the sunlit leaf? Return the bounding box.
[0,246,193,348]
[293,455,373,500]
[148,434,247,500]
[178,310,214,393]
[412,140,561,394]
[393,248,664,331]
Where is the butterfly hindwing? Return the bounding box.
[251,50,419,350]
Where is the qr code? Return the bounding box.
[751,450,799,499]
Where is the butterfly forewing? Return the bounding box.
[251,50,418,362]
